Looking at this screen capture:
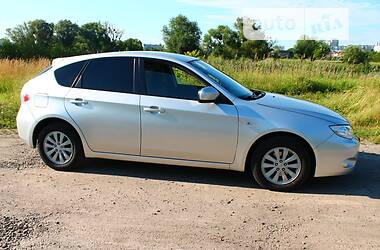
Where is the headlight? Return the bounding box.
[330,125,354,139]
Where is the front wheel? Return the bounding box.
[37,122,83,171]
[250,135,314,191]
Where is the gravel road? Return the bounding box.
[0,133,380,249]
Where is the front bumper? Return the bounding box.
[314,134,360,177]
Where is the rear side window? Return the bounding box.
[54,61,87,87]
[80,57,134,93]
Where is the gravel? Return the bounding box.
[0,135,42,170]
[0,215,47,249]
[1,132,380,249]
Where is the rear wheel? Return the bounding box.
[37,122,83,170]
[250,135,313,191]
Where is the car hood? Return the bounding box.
[255,93,348,124]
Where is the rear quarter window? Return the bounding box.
[54,61,87,87]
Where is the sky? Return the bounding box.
[0,0,379,48]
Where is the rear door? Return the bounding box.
[139,59,238,163]
[64,57,140,155]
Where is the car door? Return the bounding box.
[65,57,140,155]
[140,59,238,163]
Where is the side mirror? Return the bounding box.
[198,86,219,103]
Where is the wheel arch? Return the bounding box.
[244,131,316,176]
[32,117,84,149]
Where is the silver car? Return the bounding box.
[16,51,359,191]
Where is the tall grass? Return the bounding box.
[0,59,50,127]
[206,57,380,143]
[0,58,379,143]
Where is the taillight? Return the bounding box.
[23,94,30,102]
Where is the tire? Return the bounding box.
[37,122,84,171]
[250,135,314,191]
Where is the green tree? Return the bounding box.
[51,20,81,57]
[162,15,201,54]
[234,17,246,43]
[240,40,271,59]
[124,38,143,51]
[104,23,123,44]
[28,19,54,47]
[55,20,80,48]
[343,46,368,64]
[143,44,164,51]
[226,17,272,59]
[203,25,240,58]
[115,38,143,51]
[6,19,54,58]
[6,24,35,58]
[294,39,331,60]
[313,41,330,59]
[293,39,318,59]
[78,22,112,53]
[368,51,380,62]
[0,38,19,58]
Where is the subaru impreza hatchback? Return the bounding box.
[16,51,359,191]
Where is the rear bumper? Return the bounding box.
[314,134,360,177]
[16,104,35,147]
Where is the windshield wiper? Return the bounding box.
[242,90,266,100]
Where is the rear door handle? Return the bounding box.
[143,106,165,113]
[70,98,88,106]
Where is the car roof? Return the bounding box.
[52,51,197,68]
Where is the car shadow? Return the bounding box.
[73,152,380,200]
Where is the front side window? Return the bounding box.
[144,59,206,100]
[80,57,134,93]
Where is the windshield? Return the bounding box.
[189,60,253,99]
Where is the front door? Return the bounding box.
[140,59,238,163]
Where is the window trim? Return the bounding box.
[136,57,232,104]
[72,60,90,88]
[73,57,137,94]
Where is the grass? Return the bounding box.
[0,58,379,143]
[0,59,50,127]
[205,57,380,143]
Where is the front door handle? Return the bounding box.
[70,98,88,106]
[143,106,165,113]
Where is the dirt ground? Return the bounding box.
[0,132,380,250]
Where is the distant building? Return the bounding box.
[143,44,164,51]
[357,45,375,52]
[329,51,344,59]
[329,40,339,51]
[337,45,347,51]
[328,40,375,52]
[374,43,380,52]
[278,50,293,59]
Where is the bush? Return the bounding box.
[293,40,330,60]
[369,51,380,62]
[343,46,368,64]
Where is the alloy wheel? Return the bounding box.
[260,147,302,185]
[43,131,74,165]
